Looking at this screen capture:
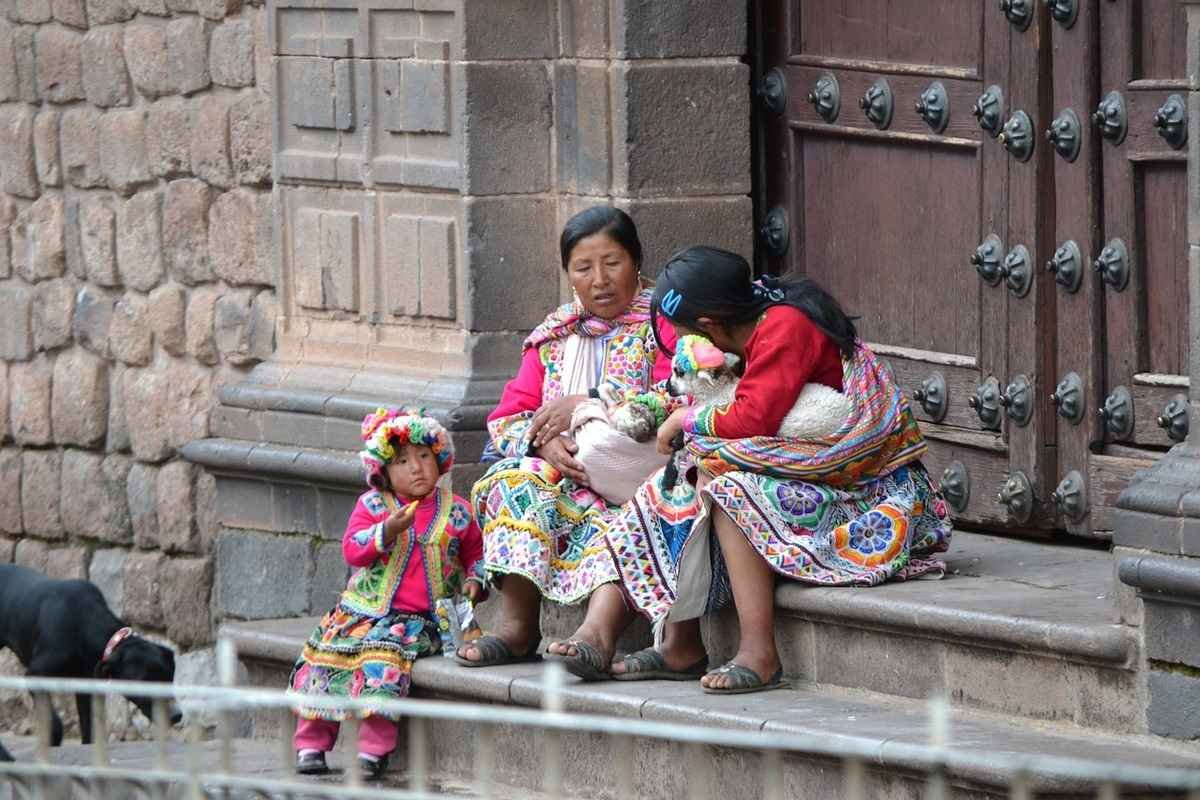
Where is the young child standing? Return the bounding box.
[287,407,486,780]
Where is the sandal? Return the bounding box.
[453,634,543,668]
[547,639,611,682]
[701,662,787,696]
[611,647,708,682]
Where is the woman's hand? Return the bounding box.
[529,394,587,449]
[382,503,417,550]
[536,435,589,486]
[657,407,690,455]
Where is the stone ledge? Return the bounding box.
[220,617,1200,793]
[217,383,493,431]
[182,438,360,486]
[1120,553,1200,600]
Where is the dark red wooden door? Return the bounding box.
[753,1,1186,537]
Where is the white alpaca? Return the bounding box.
[668,337,852,440]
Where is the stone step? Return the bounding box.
[222,620,1198,799]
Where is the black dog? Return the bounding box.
[0,564,182,746]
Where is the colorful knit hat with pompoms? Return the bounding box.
[360,406,455,488]
[672,334,727,375]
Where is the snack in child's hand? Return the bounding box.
[435,597,483,656]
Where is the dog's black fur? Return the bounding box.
[0,564,181,747]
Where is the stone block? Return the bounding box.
[20,449,62,537]
[156,459,197,553]
[0,450,22,533]
[61,450,132,542]
[0,363,7,443]
[147,284,186,356]
[11,194,65,281]
[33,110,60,187]
[106,362,129,452]
[185,285,219,364]
[215,529,310,619]
[122,550,165,628]
[129,0,165,15]
[163,358,212,450]
[0,195,15,278]
[166,16,210,95]
[613,0,745,58]
[146,98,192,178]
[109,293,152,366]
[463,62,552,195]
[210,189,270,285]
[464,197,558,331]
[613,196,753,277]
[12,25,38,104]
[10,356,52,445]
[35,25,84,103]
[43,545,88,580]
[11,0,51,23]
[163,178,211,284]
[1149,668,1200,739]
[210,18,252,87]
[89,548,127,617]
[214,288,253,364]
[164,0,196,13]
[99,109,150,195]
[191,94,232,188]
[52,347,108,446]
[60,107,104,188]
[560,0,608,57]
[122,367,171,461]
[1143,596,1200,667]
[14,537,49,571]
[555,63,610,195]
[611,61,751,197]
[127,460,158,546]
[0,539,11,563]
[73,284,114,355]
[196,468,217,552]
[78,196,118,287]
[83,27,131,108]
[0,20,16,102]
[116,190,163,291]
[33,277,74,351]
[51,0,86,28]
[247,289,276,362]
[310,541,346,614]
[85,0,132,25]
[196,0,236,20]
[252,5,268,93]
[161,556,213,646]
[462,0,555,59]
[124,22,169,98]
[229,91,270,185]
[0,284,34,359]
[0,104,38,198]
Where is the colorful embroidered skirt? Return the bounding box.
[287,606,439,721]
[606,461,953,625]
[471,456,621,605]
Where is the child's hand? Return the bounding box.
[464,580,484,604]
[382,502,418,549]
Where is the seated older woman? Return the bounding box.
[455,207,676,670]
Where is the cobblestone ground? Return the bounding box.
[0,736,541,799]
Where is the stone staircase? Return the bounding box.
[220,532,1200,799]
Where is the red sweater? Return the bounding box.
[683,305,844,439]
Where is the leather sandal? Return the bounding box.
[547,639,611,682]
[701,661,787,695]
[453,634,542,668]
[611,647,707,682]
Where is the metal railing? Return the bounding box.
[0,640,1199,799]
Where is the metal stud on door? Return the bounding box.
[1000,375,1034,427]
[973,86,1004,137]
[912,373,949,423]
[997,472,1035,524]
[1046,240,1083,293]
[1157,394,1190,443]
[806,74,839,123]
[1093,91,1127,145]
[916,82,950,134]
[939,462,970,514]
[971,235,1004,285]
[1051,372,1085,424]
[1093,238,1129,291]
[968,378,1003,431]
[1052,471,1086,523]
[998,110,1035,161]
[1098,386,1134,439]
[860,79,894,130]
[1000,0,1034,31]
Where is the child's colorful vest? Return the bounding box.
[339,486,463,617]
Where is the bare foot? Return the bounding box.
[699,648,781,691]
[455,621,538,663]
[546,623,615,663]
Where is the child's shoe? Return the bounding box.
[358,753,389,781]
[295,749,329,775]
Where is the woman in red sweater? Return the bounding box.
[595,246,953,693]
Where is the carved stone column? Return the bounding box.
[185,0,752,624]
[1111,0,1200,739]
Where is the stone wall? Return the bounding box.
[0,0,274,674]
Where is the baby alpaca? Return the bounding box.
[669,335,852,440]
[597,384,659,443]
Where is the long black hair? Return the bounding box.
[559,206,643,271]
[650,246,859,358]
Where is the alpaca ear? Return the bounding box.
[723,353,741,371]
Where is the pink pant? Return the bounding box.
[294,716,398,758]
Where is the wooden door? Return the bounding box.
[753,1,1188,537]
[753,1,1058,529]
